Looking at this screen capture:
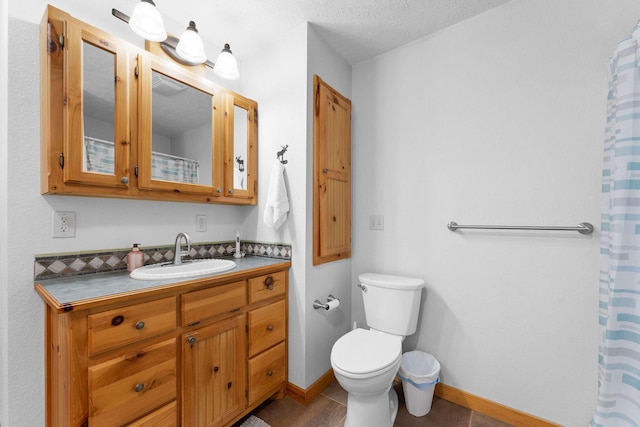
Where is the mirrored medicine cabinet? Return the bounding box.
[41,5,258,205]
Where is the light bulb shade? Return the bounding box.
[213,44,240,80]
[129,0,167,42]
[176,21,207,65]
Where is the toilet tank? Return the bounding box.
[360,273,424,336]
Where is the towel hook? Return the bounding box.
[277,145,288,164]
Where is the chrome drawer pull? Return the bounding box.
[135,321,145,330]
[267,325,274,331]
[267,370,273,377]
[134,383,145,393]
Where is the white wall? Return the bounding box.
[351,0,640,425]
[305,25,353,386]
[241,22,353,388]
[0,0,8,424]
[241,22,309,386]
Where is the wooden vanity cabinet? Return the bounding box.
[41,5,258,205]
[38,266,289,427]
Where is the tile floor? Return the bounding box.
[236,381,514,427]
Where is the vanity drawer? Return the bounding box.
[248,341,286,404]
[248,271,286,304]
[88,297,176,355]
[181,280,246,326]
[248,300,286,357]
[127,401,176,427]
[89,339,177,427]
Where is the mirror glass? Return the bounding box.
[82,41,116,175]
[151,70,212,186]
[233,105,248,190]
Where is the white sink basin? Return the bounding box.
[130,259,236,280]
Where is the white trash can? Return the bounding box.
[397,351,441,417]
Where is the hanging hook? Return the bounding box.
[277,145,288,164]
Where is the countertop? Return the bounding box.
[34,256,291,312]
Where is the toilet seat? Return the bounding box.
[331,329,401,377]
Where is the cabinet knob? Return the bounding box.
[111,315,124,326]
[135,321,145,330]
[267,370,273,377]
[134,383,145,393]
[187,336,196,345]
[213,366,219,373]
[267,325,274,331]
[227,382,232,389]
[216,188,222,193]
[228,189,234,195]
[121,177,129,184]
[264,276,274,290]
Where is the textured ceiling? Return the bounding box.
[157,0,513,65]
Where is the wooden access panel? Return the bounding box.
[313,75,352,265]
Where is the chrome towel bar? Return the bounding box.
[447,221,594,235]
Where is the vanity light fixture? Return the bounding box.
[111,6,240,79]
[176,21,207,65]
[128,0,167,42]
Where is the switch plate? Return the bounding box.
[369,215,384,231]
[196,214,207,232]
[52,211,76,238]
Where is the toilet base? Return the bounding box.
[343,387,399,427]
[389,387,398,422]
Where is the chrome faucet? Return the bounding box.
[173,232,191,265]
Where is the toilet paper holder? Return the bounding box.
[313,294,339,310]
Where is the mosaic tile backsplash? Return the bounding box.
[34,241,292,280]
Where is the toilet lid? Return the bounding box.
[331,329,401,375]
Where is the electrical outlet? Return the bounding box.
[369,215,384,231]
[196,214,207,232]
[52,211,76,238]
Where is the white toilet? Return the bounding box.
[330,273,424,427]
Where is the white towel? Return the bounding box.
[263,161,289,230]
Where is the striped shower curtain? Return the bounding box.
[592,25,640,427]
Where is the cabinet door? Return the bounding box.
[138,55,223,196]
[182,315,246,427]
[224,92,257,201]
[64,21,131,188]
[313,75,352,265]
